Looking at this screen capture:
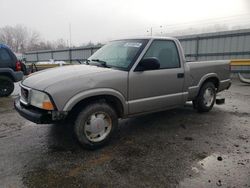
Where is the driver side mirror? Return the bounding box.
[135,57,160,71]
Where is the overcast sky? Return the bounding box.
[1,0,250,45]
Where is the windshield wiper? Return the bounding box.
[85,59,90,65]
[76,59,90,65]
[90,59,110,68]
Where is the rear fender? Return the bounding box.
[0,68,23,82]
[188,73,219,100]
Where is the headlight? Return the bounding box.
[30,90,54,110]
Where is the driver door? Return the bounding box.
[128,40,185,114]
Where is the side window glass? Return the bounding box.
[143,40,180,69]
[0,48,12,64]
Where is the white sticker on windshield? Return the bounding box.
[124,42,142,48]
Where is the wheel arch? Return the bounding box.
[201,76,219,90]
[64,89,127,118]
[0,72,15,82]
[191,74,220,100]
[198,73,220,93]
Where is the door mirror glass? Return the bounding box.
[135,57,160,71]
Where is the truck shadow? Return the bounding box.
[23,104,231,187]
[46,104,197,153]
[45,103,219,153]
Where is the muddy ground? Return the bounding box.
[0,79,250,188]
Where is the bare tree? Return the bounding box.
[0,26,15,50]
[54,38,67,49]
[0,25,69,52]
[0,25,41,53]
[80,41,103,48]
[26,31,40,51]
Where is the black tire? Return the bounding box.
[74,102,118,149]
[192,99,198,109]
[195,82,216,113]
[0,76,14,97]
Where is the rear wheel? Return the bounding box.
[194,82,216,112]
[74,102,118,149]
[0,76,14,97]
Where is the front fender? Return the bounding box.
[62,88,128,114]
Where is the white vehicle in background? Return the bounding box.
[36,59,67,66]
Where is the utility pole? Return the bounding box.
[160,25,163,35]
[147,27,153,36]
[147,25,164,36]
[69,23,72,48]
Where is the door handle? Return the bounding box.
[177,73,184,78]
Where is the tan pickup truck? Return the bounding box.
[15,37,231,149]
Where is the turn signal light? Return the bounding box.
[42,101,54,110]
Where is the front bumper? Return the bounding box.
[14,97,54,124]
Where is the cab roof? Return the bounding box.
[113,36,177,41]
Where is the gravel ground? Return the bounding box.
[0,79,249,188]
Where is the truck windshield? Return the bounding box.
[88,39,148,70]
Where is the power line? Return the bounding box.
[111,14,250,37]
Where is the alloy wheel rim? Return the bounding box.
[84,112,112,142]
[203,88,214,107]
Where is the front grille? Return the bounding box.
[20,86,29,104]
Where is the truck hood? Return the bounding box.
[22,65,116,90]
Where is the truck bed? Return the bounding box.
[186,60,231,100]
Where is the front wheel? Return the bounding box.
[194,82,216,112]
[74,102,118,149]
[0,76,14,97]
